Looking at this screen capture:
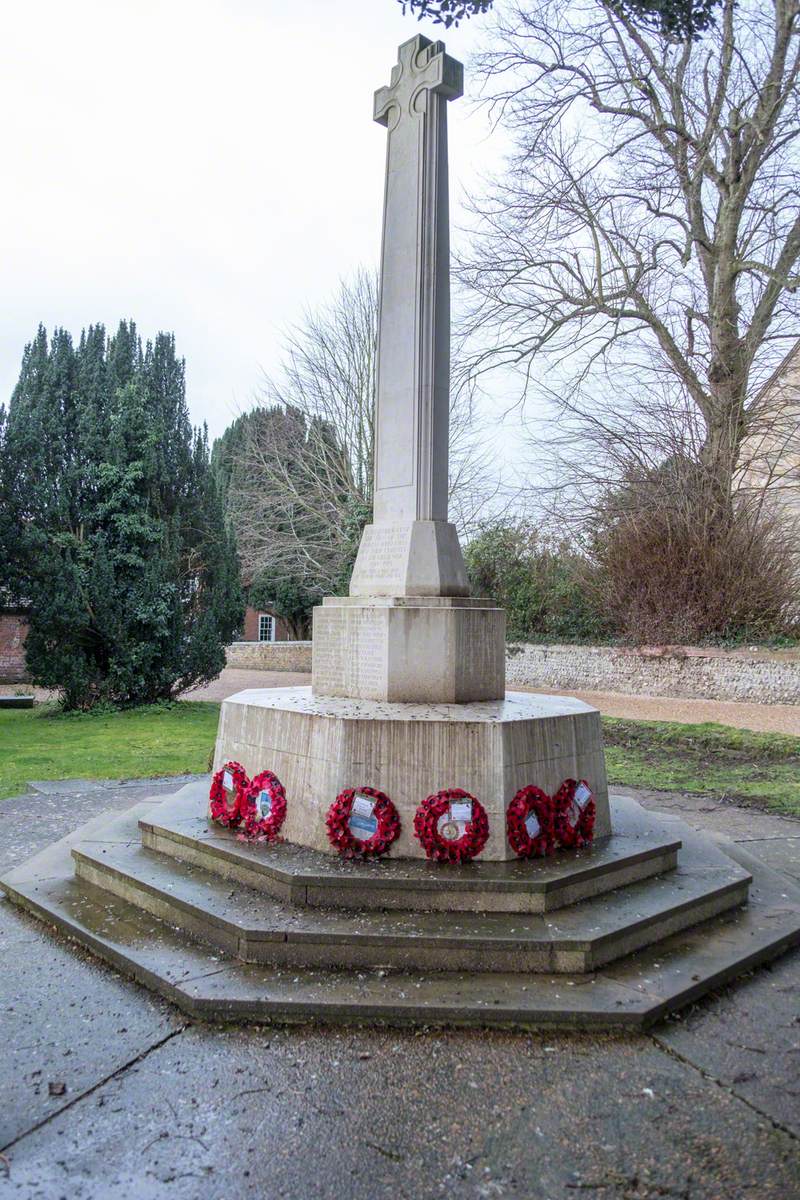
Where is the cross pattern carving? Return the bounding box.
[374,34,463,127]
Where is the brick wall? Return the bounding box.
[242,606,293,643]
[0,613,29,682]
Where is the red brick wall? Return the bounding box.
[242,606,292,643]
[0,613,29,682]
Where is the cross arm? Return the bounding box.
[374,35,463,125]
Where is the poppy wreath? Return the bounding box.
[325,786,401,858]
[554,778,596,848]
[239,769,287,842]
[209,760,250,828]
[506,785,556,859]
[413,788,489,864]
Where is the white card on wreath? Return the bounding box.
[222,770,234,792]
[524,811,541,839]
[352,794,375,819]
[256,789,272,819]
[450,801,472,824]
[574,782,592,810]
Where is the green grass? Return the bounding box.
[603,718,800,816]
[1,702,798,820]
[0,701,220,801]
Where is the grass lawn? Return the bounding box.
[1,702,798,819]
[0,701,220,801]
[603,718,800,817]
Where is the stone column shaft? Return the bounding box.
[348,34,469,598]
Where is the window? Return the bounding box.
[258,613,275,643]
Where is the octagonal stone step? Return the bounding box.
[3,796,796,1030]
[3,865,797,1031]
[71,833,751,975]
[139,783,682,915]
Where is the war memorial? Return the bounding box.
[3,37,799,1029]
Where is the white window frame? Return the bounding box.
[258,613,276,643]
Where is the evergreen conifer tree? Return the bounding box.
[0,322,243,709]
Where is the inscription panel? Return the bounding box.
[312,607,388,699]
[353,524,410,587]
[311,610,345,693]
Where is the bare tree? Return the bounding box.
[461,0,800,527]
[225,270,497,605]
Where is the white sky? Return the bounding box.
[0,0,508,444]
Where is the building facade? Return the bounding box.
[240,606,293,644]
[0,608,28,683]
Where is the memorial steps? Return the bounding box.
[3,782,799,1030]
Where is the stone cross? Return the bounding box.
[348,35,469,597]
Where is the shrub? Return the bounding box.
[465,523,607,643]
[589,461,799,644]
[0,323,243,710]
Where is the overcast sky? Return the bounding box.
[0,0,505,442]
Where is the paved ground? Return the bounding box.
[1,777,799,1198]
[4,667,799,734]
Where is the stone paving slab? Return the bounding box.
[0,775,203,878]
[2,1023,799,1200]
[729,836,800,886]
[0,902,184,1148]
[655,948,800,1139]
[633,785,800,842]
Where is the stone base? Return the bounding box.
[312,595,505,703]
[4,789,799,1029]
[349,520,469,597]
[212,687,610,861]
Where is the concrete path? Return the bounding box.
[1,777,799,1198]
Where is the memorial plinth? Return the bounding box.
[213,688,611,861]
[312,595,505,703]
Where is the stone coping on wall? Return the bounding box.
[505,642,800,705]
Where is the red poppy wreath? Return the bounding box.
[209,760,249,828]
[506,785,556,859]
[554,778,596,848]
[326,787,401,858]
[413,788,489,863]
[239,770,287,842]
